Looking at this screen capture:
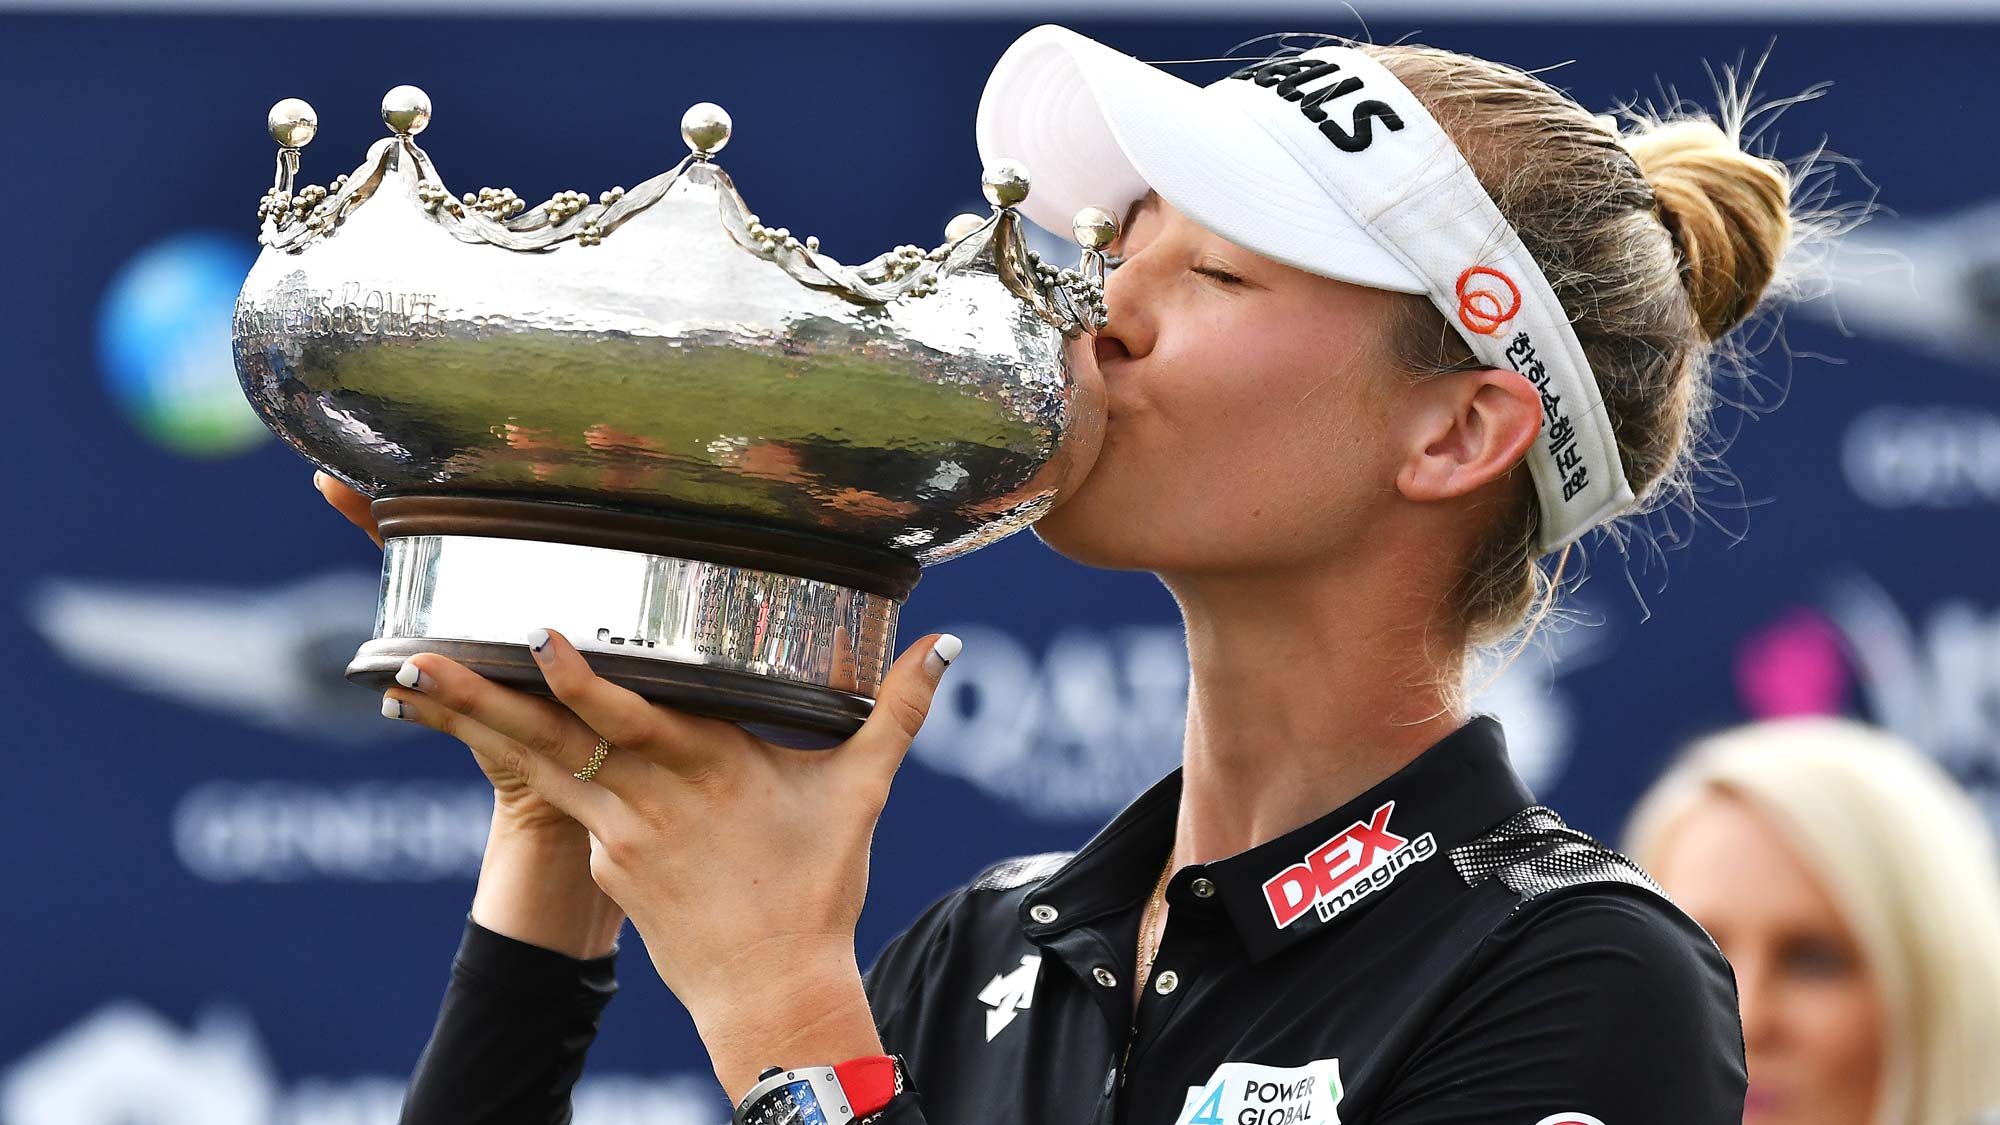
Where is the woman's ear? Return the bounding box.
[1394,367,1544,503]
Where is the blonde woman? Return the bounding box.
[317,23,1814,1125]
[1627,719,2000,1125]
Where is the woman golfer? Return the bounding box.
[327,23,1801,1125]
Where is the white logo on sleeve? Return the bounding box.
[1178,1060,1344,1125]
[1534,1115,1607,1125]
[976,954,1042,1042]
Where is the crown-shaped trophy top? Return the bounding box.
[251,86,1116,333]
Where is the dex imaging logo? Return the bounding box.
[96,231,269,457]
[1261,801,1436,929]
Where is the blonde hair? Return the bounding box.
[1355,43,1805,648]
[1625,718,2000,1125]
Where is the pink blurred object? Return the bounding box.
[1735,608,1852,719]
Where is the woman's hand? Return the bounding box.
[313,469,384,550]
[380,626,960,1100]
[329,469,620,954]
[320,468,564,828]
[383,657,626,956]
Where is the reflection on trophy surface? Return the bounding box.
[232,87,1112,743]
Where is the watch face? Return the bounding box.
[744,1079,830,1125]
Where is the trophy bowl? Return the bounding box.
[232,88,1112,743]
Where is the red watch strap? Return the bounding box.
[833,1055,899,1117]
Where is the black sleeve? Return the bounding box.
[399,917,620,1125]
[390,904,950,1125]
[870,1091,930,1123]
[1372,888,1747,1125]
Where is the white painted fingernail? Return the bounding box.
[395,659,424,690]
[924,633,963,677]
[381,694,405,720]
[526,627,551,655]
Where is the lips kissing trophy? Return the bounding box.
[233,87,1113,744]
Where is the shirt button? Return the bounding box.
[1029,903,1059,925]
[1154,970,1180,995]
[1092,966,1118,988]
[1190,877,1217,899]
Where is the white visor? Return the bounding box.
[976,24,1637,553]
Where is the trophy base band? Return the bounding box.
[347,637,876,747]
[345,496,919,745]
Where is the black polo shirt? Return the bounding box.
[400,717,1746,1125]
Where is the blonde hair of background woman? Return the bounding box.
[1625,718,2000,1125]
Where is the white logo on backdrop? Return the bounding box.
[1823,575,2000,822]
[172,781,493,882]
[911,619,1605,819]
[911,625,1189,819]
[28,575,504,885]
[1842,406,2000,508]
[25,571,397,744]
[1,1005,273,1125]
[0,1003,725,1125]
[1798,197,2000,369]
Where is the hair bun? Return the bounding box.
[1623,120,1792,341]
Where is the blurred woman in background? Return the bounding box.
[1627,718,2000,1125]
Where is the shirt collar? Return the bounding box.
[1018,715,1534,962]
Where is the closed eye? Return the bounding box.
[1194,264,1246,286]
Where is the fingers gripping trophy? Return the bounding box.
[233,86,1117,745]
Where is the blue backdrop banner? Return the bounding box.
[4,12,1996,1123]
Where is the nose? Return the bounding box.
[1092,251,1155,366]
[1735,957,1780,1057]
[1093,328,1130,369]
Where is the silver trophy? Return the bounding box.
[233,87,1113,743]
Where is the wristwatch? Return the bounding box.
[732,1054,909,1125]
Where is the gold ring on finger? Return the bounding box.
[573,735,612,782]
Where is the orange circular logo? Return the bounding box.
[1455,266,1521,336]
